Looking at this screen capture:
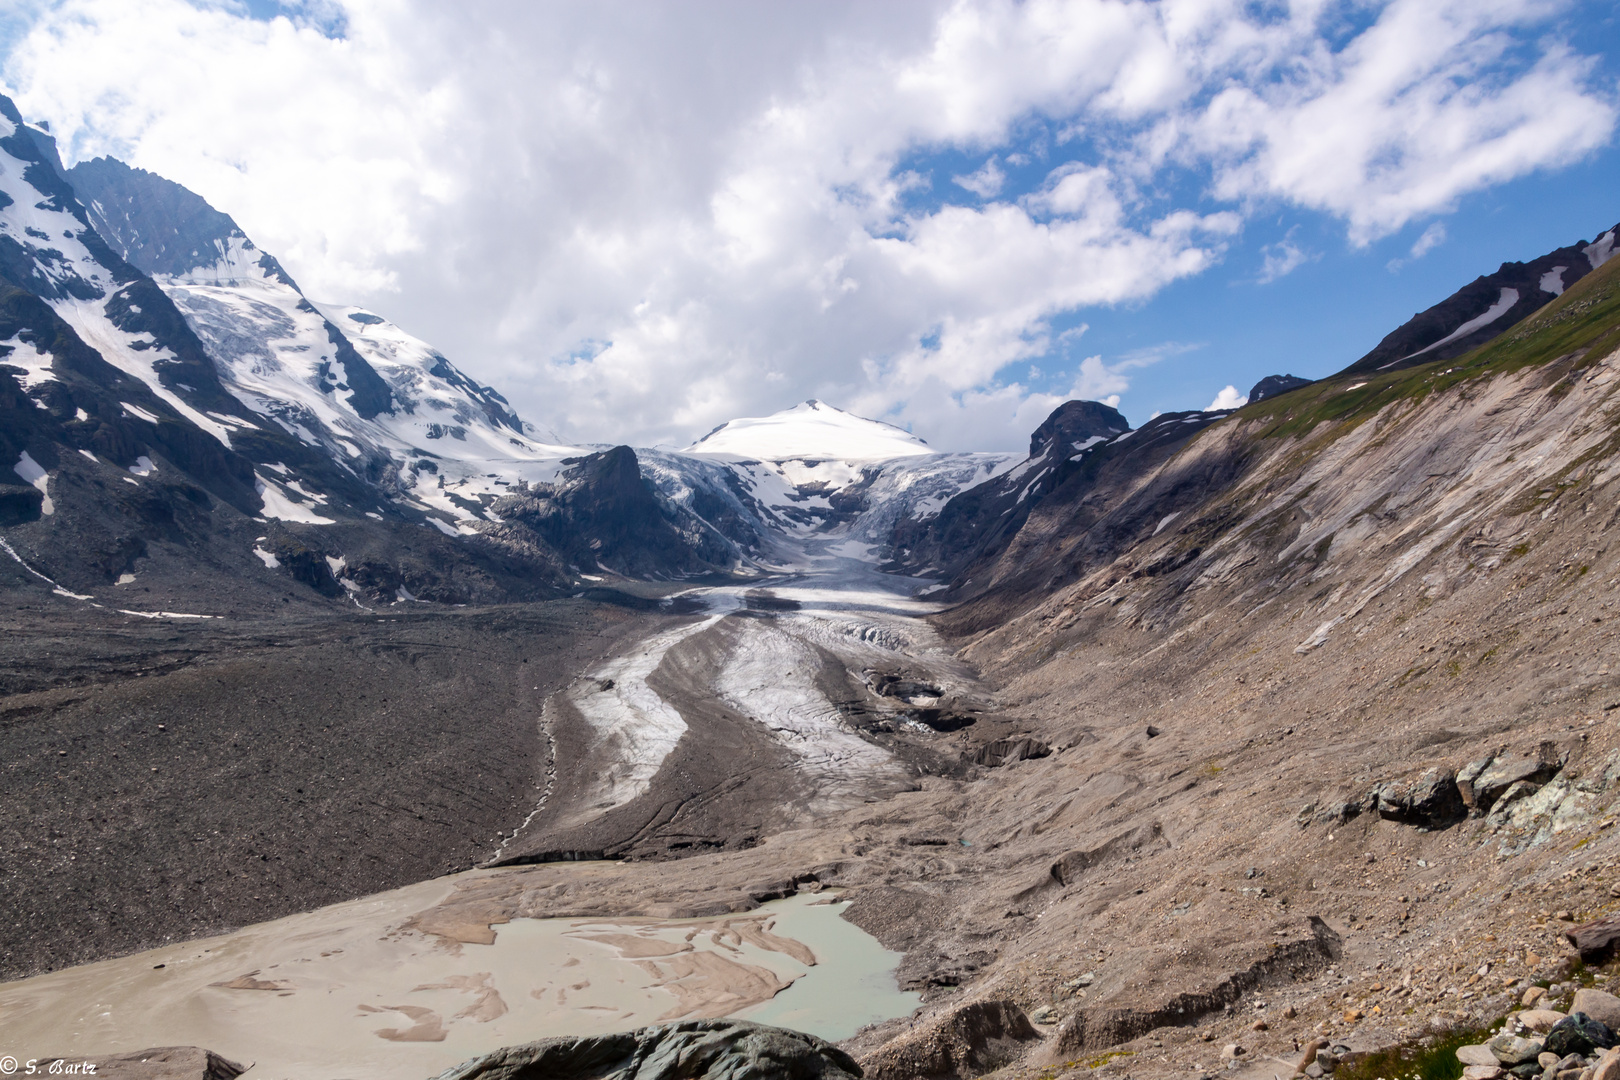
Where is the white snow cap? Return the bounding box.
[1586,230,1616,271]
[687,399,933,460]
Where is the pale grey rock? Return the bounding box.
[1573,990,1620,1032]
[1490,1034,1545,1066]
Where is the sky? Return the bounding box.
[1,0,1618,452]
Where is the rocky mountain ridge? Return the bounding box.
[0,103,1027,607]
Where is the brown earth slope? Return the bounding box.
[401,249,1620,1079]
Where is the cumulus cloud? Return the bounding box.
[1191,3,1616,245]
[1,0,1612,449]
[1257,227,1316,283]
[1206,385,1248,410]
[1409,222,1448,260]
[953,156,1005,198]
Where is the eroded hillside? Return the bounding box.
[386,245,1620,1080]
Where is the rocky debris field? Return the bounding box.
[0,591,648,981]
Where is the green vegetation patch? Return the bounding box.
[1335,1022,1498,1080]
[1241,254,1620,443]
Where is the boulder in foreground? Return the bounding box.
[38,1048,246,1080]
[431,1019,861,1080]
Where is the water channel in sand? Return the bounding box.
[0,881,917,1079]
[1,542,952,1076]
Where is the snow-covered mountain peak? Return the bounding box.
[687,399,933,461]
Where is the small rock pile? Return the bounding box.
[1448,989,1620,1080]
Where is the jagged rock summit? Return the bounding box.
[1247,372,1311,402]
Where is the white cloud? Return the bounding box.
[1192,3,1616,245]
[1,0,1611,451]
[1256,227,1315,283]
[1409,222,1447,259]
[953,156,1005,198]
[1206,384,1248,410]
[1388,221,1447,271]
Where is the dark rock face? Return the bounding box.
[66,156,245,278]
[1247,374,1312,402]
[1375,768,1465,827]
[432,1019,861,1080]
[886,399,1130,587]
[921,407,1235,627]
[1028,399,1132,458]
[1543,1012,1617,1058]
[489,446,734,578]
[0,281,264,520]
[971,737,1050,767]
[1342,220,1619,376]
[68,152,399,424]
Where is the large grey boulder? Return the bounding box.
[1573,989,1620,1033]
[430,1020,862,1080]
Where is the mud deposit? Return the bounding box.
[0,881,914,1080]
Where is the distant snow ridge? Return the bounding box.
[689,400,933,460]
[671,400,1018,545]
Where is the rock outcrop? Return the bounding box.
[1247,373,1312,402]
[859,1000,1040,1080]
[1376,767,1466,827]
[39,1047,246,1080]
[430,1020,861,1080]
